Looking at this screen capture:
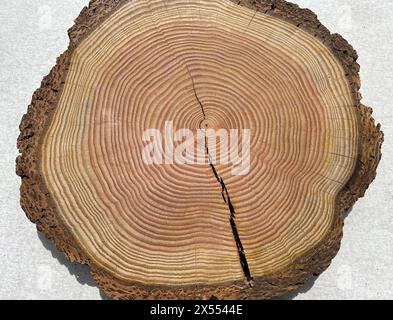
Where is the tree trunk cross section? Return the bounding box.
[17,0,383,299]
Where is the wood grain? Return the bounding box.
[17,0,383,299]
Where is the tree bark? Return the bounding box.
[17,0,383,300]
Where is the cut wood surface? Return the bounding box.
[17,0,383,299]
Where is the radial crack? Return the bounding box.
[207,144,254,287]
[188,73,253,287]
[187,66,206,121]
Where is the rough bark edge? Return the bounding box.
[16,0,383,300]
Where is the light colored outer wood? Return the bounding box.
[16,0,383,299]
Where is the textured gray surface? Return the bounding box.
[0,0,392,300]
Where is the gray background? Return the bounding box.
[0,0,392,300]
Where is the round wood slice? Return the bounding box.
[17,0,383,299]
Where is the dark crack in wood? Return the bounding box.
[189,74,254,287]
